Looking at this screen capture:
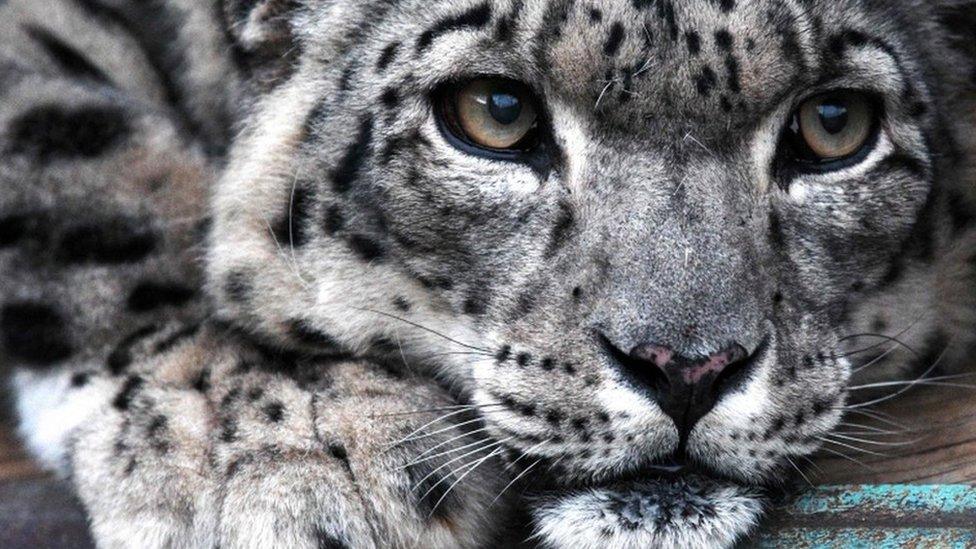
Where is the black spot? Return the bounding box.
[219,417,238,443]
[545,409,564,425]
[496,345,512,363]
[715,0,735,12]
[714,29,733,51]
[329,442,350,465]
[603,22,626,56]
[347,234,385,261]
[462,296,487,316]
[315,530,351,549]
[7,105,129,161]
[273,185,314,248]
[589,8,603,22]
[793,410,806,426]
[107,324,159,375]
[24,25,112,85]
[323,205,346,236]
[416,3,492,53]
[289,320,340,349]
[695,66,717,96]
[248,387,265,402]
[724,55,741,93]
[380,87,399,109]
[393,296,411,312]
[193,368,211,393]
[70,371,91,387]
[57,218,157,265]
[571,286,582,301]
[684,31,701,55]
[224,271,252,303]
[331,117,374,194]
[563,363,577,375]
[376,42,400,72]
[264,401,285,423]
[768,210,785,249]
[112,375,144,411]
[518,402,537,417]
[811,398,831,416]
[127,282,196,312]
[0,214,33,248]
[516,353,531,367]
[147,414,169,452]
[541,358,555,371]
[1,302,73,367]
[546,201,575,257]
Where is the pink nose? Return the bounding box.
[631,344,748,386]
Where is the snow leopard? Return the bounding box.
[1,0,974,547]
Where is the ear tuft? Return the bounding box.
[221,0,302,88]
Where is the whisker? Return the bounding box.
[400,428,496,469]
[836,319,922,359]
[828,433,921,447]
[841,408,907,429]
[786,456,815,489]
[818,436,889,457]
[412,438,507,494]
[383,407,480,451]
[395,416,488,447]
[354,307,493,354]
[492,457,545,507]
[370,403,505,419]
[503,439,552,472]
[844,344,950,410]
[427,447,506,520]
[834,421,908,435]
[815,446,880,472]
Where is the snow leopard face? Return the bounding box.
[208,0,975,536]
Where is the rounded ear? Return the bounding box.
[221,0,302,89]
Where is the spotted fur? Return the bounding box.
[2,0,975,547]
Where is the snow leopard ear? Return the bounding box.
[221,0,303,89]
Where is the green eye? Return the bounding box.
[444,78,539,151]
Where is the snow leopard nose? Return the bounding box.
[604,336,757,435]
[632,342,752,433]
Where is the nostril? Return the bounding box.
[711,339,768,403]
[598,333,671,396]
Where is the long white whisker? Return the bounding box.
[493,457,545,507]
[412,438,508,495]
[818,436,889,457]
[427,447,505,520]
[401,428,496,469]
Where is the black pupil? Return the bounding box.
[817,100,849,135]
[488,90,522,125]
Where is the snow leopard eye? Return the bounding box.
[779,90,881,173]
[438,77,541,154]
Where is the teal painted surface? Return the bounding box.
[760,485,976,547]
[760,528,975,548]
[787,485,976,515]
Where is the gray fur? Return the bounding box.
[1,0,974,547]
